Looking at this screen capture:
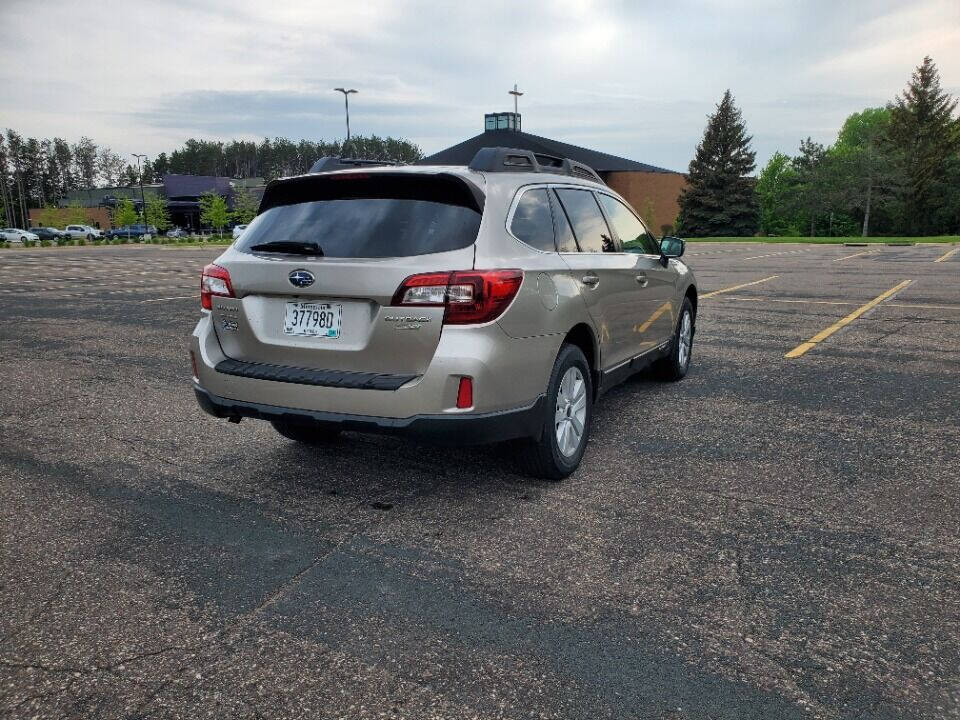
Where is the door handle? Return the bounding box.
[635,273,648,287]
[582,273,600,288]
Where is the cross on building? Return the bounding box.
[508,83,524,114]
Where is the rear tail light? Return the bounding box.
[456,377,473,409]
[201,263,234,309]
[392,269,523,325]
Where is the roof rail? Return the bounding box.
[308,157,399,174]
[467,147,604,184]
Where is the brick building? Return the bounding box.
[420,112,687,234]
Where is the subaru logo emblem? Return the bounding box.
[288,270,315,288]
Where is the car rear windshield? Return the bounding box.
[235,172,484,258]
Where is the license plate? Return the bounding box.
[283,301,342,338]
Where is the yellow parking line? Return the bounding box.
[784,280,912,359]
[714,295,856,307]
[833,250,875,262]
[934,247,960,263]
[700,275,778,299]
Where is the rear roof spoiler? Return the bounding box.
[259,171,485,215]
[467,147,604,184]
[308,157,399,173]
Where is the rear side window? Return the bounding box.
[549,190,578,252]
[597,194,660,255]
[554,189,616,253]
[236,173,483,258]
[510,189,555,251]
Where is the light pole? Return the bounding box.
[132,153,147,226]
[333,87,358,150]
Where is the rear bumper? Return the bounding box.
[194,385,544,445]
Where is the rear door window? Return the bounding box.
[548,190,579,252]
[554,188,616,253]
[597,194,660,254]
[236,173,483,258]
[510,188,555,251]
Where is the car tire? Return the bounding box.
[20,236,26,242]
[514,343,593,481]
[86,234,93,241]
[271,420,341,445]
[654,297,695,382]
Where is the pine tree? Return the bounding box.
[887,56,960,235]
[678,90,757,237]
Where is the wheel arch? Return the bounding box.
[562,323,600,399]
[684,283,698,320]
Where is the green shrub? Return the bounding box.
[77,238,85,246]
[39,239,51,247]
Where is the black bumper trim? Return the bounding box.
[194,386,545,445]
[215,358,417,391]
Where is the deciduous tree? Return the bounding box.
[199,192,230,237]
[755,152,800,236]
[231,186,259,225]
[113,198,138,228]
[832,108,901,236]
[144,195,171,230]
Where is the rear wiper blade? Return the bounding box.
[249,241,324,255]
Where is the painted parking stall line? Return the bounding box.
[700,275,779,299]
[784,280,913,359]
[833,250,877,262]
[742,248,813,261]
[934,247,959,263]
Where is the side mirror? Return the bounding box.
[660,236,685,261]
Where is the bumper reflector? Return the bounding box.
[456,377,473,409]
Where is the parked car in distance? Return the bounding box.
[64,225,103,240]
[106,224,157,240]
[232,224,248,240]
[1,228,39,243]
[191,149,698,480]
[30,226,68,242]
[167,227,192,238]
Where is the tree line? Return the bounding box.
[0,134,423,228]
[679,56,960,237]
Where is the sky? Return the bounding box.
[1,0,958,173]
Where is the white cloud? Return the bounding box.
[0,0,957,171]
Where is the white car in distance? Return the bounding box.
[64,225,103,240]
[0,228,39,244]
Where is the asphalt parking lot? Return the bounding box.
[1,242,958,719]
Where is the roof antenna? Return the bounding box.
[508,83,524,115]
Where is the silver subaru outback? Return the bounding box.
[191,148,697,479]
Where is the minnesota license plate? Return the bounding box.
[283,301,342,338]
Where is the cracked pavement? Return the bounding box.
[0,243,958,719]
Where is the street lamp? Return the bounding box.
[132,153,147,226]
[333,87,358,149]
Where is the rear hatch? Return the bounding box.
[211,171,484,376]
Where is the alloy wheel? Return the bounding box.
[678,310,692,369]
[555,366,587,457]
